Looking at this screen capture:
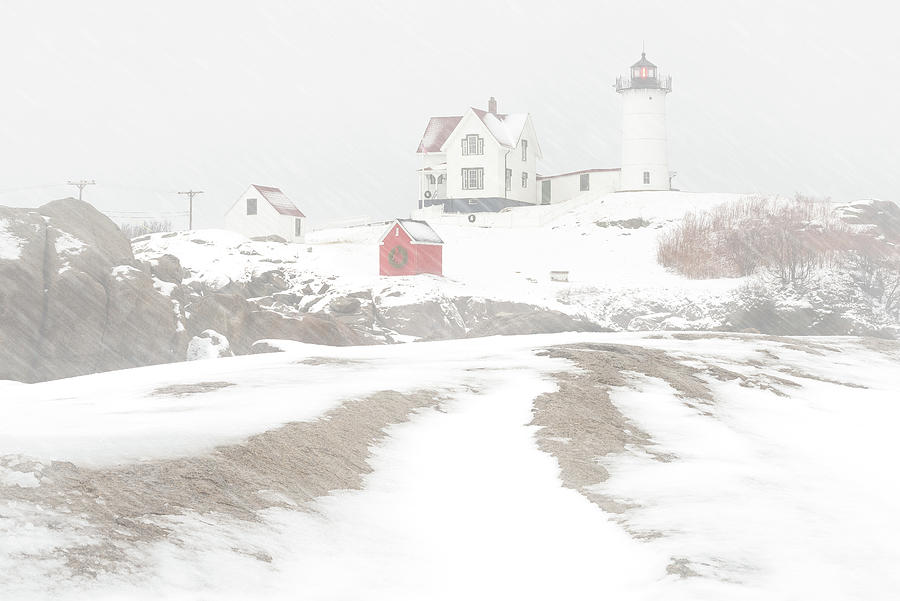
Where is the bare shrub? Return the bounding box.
[844,252,900,316]
[658,195,846,284]
[119,220,172,239]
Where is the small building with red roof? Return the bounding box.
[225,184,306,242]
[379,219,443,276]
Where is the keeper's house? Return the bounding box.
[225,184,306,242]
[416,97,542,213]
[379,219,443,276]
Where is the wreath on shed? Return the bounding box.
[388,245,409,268]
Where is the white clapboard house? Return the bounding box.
[225,185,306,242]
[416,97,542,212]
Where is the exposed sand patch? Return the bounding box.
[1,389,442,579]
[530,340,820,515]
[152,381,236,396]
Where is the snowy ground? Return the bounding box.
[134,191,749,329]
[2,332,898,600]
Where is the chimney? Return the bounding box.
[488,96,497,114]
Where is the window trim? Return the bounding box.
[461,167,484,190]
[521,139,528,161]
[462,134,484,156]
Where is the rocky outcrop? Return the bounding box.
[0,199,179,382]
[185,292,365,354]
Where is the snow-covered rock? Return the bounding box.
[186,329,233,361]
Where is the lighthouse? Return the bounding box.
[616,52,672,191]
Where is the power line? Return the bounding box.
[177,189,204,230]
[67,179,96,202]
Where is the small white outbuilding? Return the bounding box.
[224,184,306,242]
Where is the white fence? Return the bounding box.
[410,191,602,229]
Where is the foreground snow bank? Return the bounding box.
[1,333,898,600]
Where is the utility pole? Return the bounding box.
[177,190,204,230]
[67,180,96,201]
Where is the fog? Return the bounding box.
[0,0,897,228]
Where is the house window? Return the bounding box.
[521,172,528,188]
[580,173,590,191]
[522,140,528,161]
[643,171,651,185]
[462,168,483,190]
[462,134,483,156]
[246,198,257,215]
[426,174,436,184]
[505,168,512,192]
[295,218,302,237]
[437,174,446,184]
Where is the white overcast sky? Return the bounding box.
[0,0,897,228]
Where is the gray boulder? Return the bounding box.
[0,198,179,382]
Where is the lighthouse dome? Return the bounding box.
[631,52,657,69]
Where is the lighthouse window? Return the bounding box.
[643,171,651,185]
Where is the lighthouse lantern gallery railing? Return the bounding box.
[615,74,673,92]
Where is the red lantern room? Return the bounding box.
[616,51,672,92]
[631,52,657,84]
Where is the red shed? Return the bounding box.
[379,219,443,276]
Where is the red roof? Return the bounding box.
[251,185,305,217]
[536,168,621,181]
[416,109,530,153]
[416,116,463,153]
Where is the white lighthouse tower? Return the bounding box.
[616,52,672,191]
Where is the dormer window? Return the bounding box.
[462,134,484,156]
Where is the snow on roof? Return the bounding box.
[390,219,443,244]
[416,163,447,172]
[416,108,529,153]
[537,168,621,180]
[251,185,305,218]
[416,116,463,153]
[471,108,528,149]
